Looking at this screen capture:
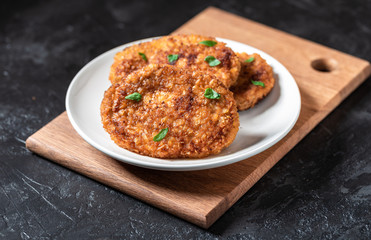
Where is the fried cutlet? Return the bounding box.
[231,53,275,111]
[110,34,241,88]
[101,64,239,159]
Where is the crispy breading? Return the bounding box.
[230,53,275,111]
[110,34,241,88]
[101,64,239,159]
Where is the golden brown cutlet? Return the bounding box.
[101,64,239,159]
[231,53,275,111]
[110,34,241,88]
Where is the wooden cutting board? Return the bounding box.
[26,7,371,228]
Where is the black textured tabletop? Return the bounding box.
[1,0,371,239]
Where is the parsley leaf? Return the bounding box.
[138,52,147,61]
[199,40,217,47]
[244,57,255,63]
[153,128,168,142]
[251,80,265,87]
[125,92,142,101]
[204,55,221,67]
[167,54,179,63]
[204,88,221,99]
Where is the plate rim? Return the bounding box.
[66,37,301,171]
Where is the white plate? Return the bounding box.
[66,37,301,171]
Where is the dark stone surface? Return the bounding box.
[1,0,370,239]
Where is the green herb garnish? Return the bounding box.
[153,128,168,142]
[138,52,147,61]
[204,56,221,67]
[199,40,217,47]
[251,80,265,87]
[245,57,255,63]
[125,92,142,101]
[167,54,179,63]
[204,88,221,99]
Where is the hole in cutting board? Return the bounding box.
[311,58,338,72]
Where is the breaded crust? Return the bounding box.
[110,34,241,88]
[101,64,239,159]
[231,53,275,111]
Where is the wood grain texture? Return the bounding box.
[26,7,371,228]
